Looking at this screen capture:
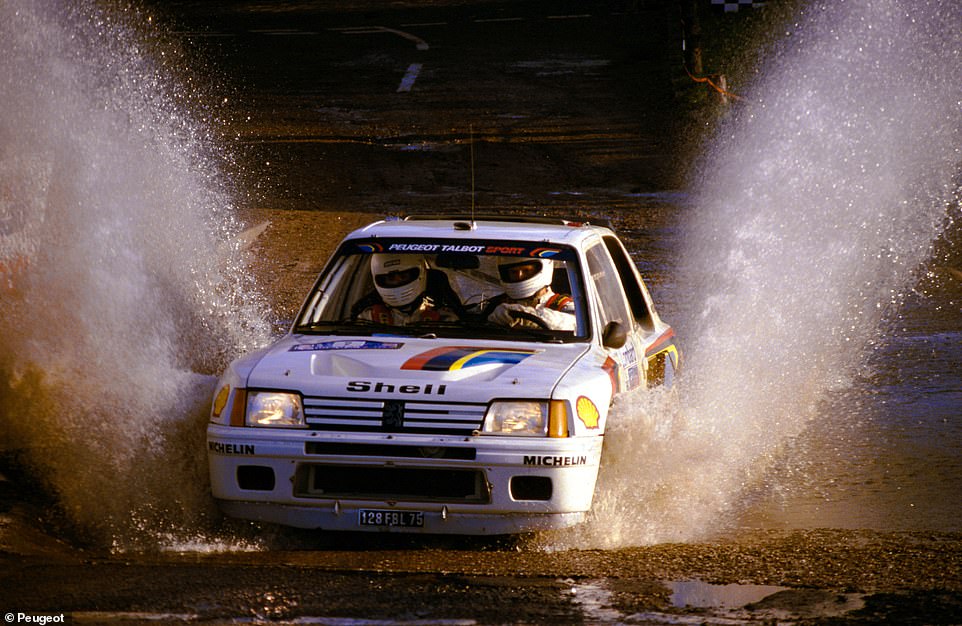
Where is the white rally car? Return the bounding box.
[208,215,679,534]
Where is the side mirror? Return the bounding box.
[602,321,628,349]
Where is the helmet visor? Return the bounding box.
[374,266,420,289]
[499,260,543,284]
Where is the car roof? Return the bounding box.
[345,215,615,247]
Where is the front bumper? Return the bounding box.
[207,424,603,535]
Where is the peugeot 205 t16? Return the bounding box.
[208,215,679,534]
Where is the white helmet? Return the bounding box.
[498,258,553,300]
[371,253,428,307]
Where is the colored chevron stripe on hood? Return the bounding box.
[401,346,538,371]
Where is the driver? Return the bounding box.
[487,258,576,331]
[357,253,458,326]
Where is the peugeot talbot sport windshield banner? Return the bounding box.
[344,238,577,262]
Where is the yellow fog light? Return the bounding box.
[548,400,569,438]
[212,385,231,420]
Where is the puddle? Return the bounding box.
[668,582,867,623]
[569,579,790,624]
[668,580,789,609]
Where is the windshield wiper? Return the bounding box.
[294,319,396,335]
[294,319,566,342]
[478,324,566,343]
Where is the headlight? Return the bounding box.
[246,391,305,428]
[482,401,548,436]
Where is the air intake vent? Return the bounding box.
[303,396,487,435]
[295,465,490,503]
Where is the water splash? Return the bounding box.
[0,1,270,550]
[552,0,961,548]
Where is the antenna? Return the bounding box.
[469,124,476,228]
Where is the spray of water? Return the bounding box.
[2,0,956,553]
[0,1,270,550]
[550,0,961,549]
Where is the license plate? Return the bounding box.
[358,509,424,528]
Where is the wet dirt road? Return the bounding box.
[2,1,962,624]
[4,519,962,623]
[3,515,962,624]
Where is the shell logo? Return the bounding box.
[576,396,600,429]
[212,385,231,418]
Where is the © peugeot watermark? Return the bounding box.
[4,614,66,625]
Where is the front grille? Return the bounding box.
[306,442,476,460]
[294,464,490,503]
[303,396,487,435]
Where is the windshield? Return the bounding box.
[294,237,589,343]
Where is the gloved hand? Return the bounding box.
[487,303,527,327]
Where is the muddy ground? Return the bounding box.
[2,1,962,624]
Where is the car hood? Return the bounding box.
[244,335,589,402]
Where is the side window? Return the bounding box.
[603,235,654,331]
[584,243,632,331]
[297,255,365,324]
